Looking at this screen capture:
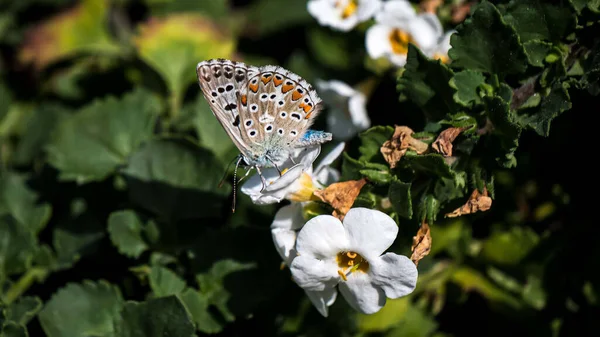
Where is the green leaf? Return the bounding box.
[196,259,256,323]
[179,288,223,334]
[188,96,236,163]
[121,138,229,222]
[481,227,540,265]
[107,210,149,259]
[359,169,392,184]
[146,0,229,18]
[502,0,575,43]
[3,296,42,325]
[47,89,160,183]
[340,152,365,181]
[0,172,52,235]
[248,0,312,35]
[449,1,528,76]
[449,70,486,107]
[0,82,11,122]
[39,280,123,337]
[149,266,187,298]
[1,322,27,337]
[398,45,458,121]
[522,273,546,310]
[114,296,195,337]
[523,40,553,68]
[358,126,394,162]
[357,297,409,332]
[401,153,455,179]
[308,28,351,70]
[451,267,522,309]
[484,95,521,168]
[134,13,235,115]
[388,180,412,219]
[0,216,37,276]
[516,81,572,136]
[12,104,66,166]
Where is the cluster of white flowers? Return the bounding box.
[308,0,454,66]
[241,144,417,316]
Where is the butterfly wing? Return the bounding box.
[242,65,326,150]
[196,59,259,156]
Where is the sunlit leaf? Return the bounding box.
[18,0,121,70]
[480,227,540,265]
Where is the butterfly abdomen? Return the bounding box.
[295,130,332,148]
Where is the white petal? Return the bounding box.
[327,111,357,141]
[356,0,382,21]
[314,142,345,174]
[348,93,370,130]
[305,288,338,317]
[317,79,356,98]
[343,208,398,259]
[271,204,305,265]
[409,14,442,54]
[370,253,418,298]
[313,166,341,187]
[366,24,394,59]
[296,145,322,168]
[375,0,416,25]
[264,164,304,192]
[338,272,386,314]
[307,0,336,25]
[389,53,408,67]
[290,255,340,291]
[436,30,455,55]
[295,214,349,258]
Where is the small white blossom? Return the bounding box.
[308,0,382,32]
[289,208,418,315]
[365,0,446,66]
[317,80,371,141]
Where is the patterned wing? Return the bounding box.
[241,65,324,149]
[196,59,258,155]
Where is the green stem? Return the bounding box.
[491,74,500,90]
[1,267,48,305]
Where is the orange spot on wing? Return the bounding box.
[261,74,272,84]
[273,76,283,86]
[282,84,295,93]
[249,83,259,93]
[241,94,247,106]
[291,90,303,101]
[305,111,313,119]
[302,104,312,113]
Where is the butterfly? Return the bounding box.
[196,59,333,198]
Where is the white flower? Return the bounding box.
[241,143,345,205]
[431,30,455,64]
[308,0,382,32]
[317,80,371,141]
[365,0,445,66]
[289,208,418,315]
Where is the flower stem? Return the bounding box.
[1,267,49,305]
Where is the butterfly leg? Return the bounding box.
[266,156,283,176]
[237,166,254,184]
[255,166,268,191]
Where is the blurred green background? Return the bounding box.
[0,0,596,336]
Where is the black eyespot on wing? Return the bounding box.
[233,115,240,127]
[278,101,284,106]
[225,103,237,111]
[291,113,301,121]
[226,84,234,91]
[218,87,225,93]
[211,92,218,97]
[245,120,252,127]
[261,94,268,99]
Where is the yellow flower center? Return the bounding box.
[336,251,369,281]
[336,0,359,19]
[433,52,450,64]
[389,29,414,55]
[287,173,318,202]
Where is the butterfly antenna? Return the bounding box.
[231,156,244,213]
[219,156,239,188]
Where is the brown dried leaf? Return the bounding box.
[452,1,473,24]
[313,178,367,221]
[411,222,432,266]
[445,187,492,218]
[421,0,443,14]
[431,126,467,157]
[380,126,428,168]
